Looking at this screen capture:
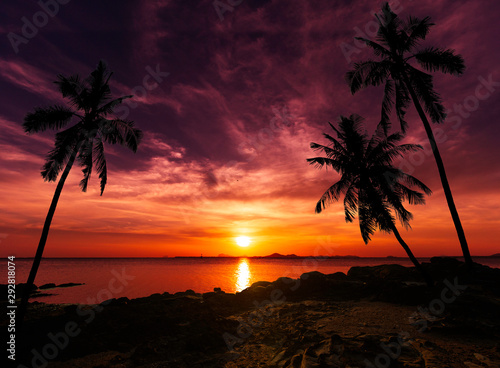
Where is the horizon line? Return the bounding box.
[6,254,498,259]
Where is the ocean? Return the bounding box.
[9,257,500,304]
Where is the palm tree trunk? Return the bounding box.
[391,224,434,287]
[401,73,473,269]
[18,145,80,326]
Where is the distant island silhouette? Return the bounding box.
[173,253,362,259]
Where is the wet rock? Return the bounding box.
[57,282,85,288]
[250,281,272,288]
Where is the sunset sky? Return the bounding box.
[1,0,499,258]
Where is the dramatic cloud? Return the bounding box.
[0,0,499,257]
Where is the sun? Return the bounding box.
[235,236,251,247]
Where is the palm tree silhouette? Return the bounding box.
[308,115,433,286]
[345,3,472,267]
[19,61,143,323]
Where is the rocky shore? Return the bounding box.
[2,258,500,367]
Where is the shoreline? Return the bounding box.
[2,258,500,367]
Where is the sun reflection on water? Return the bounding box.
[235,258,251,292]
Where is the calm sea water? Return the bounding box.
[8,257,500,304]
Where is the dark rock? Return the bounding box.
[347,264,415,281]
[238,285,270,300]
[203,291,216,300]
[430,256,461,266]
[57,282,85,288]
[39,283,57,290]
[326,272,348,280]
[250,281,272,288]
[105,297,129,306]
[300,271,326,281]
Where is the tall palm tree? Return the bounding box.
[19,61,143,323]
[345,3,473,267]
[308,115,433,286]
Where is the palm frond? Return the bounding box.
[394,182,426,205]
[321,132,348,156]
[414,47,465,75]
[41,125,81,181]
[399,171,432,195]
[309,142,340,159]
[23,106,75,134]
[358,201,377,243]
[93,136,107,195]
[406,66,446,123]
[78,138,94,192]
[343,183,358,222]
[345,61,390,93]
[54,75,86,110]
[375,3,402,49]
[306,156,342,171]
[315,178,350,214]
[402,16,433,51]
[97,95,133,116]
[354,37,391,57]
[86,60,113,108]
[100,119,143,152]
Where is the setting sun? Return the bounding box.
[235,236,251,247]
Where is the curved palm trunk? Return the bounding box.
[401,73,473,269]
[391,224,434,287]
[18,146,79,326]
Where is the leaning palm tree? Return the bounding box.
[19,61,143,323]
[308,115,433,286]
[345,3,472,267]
